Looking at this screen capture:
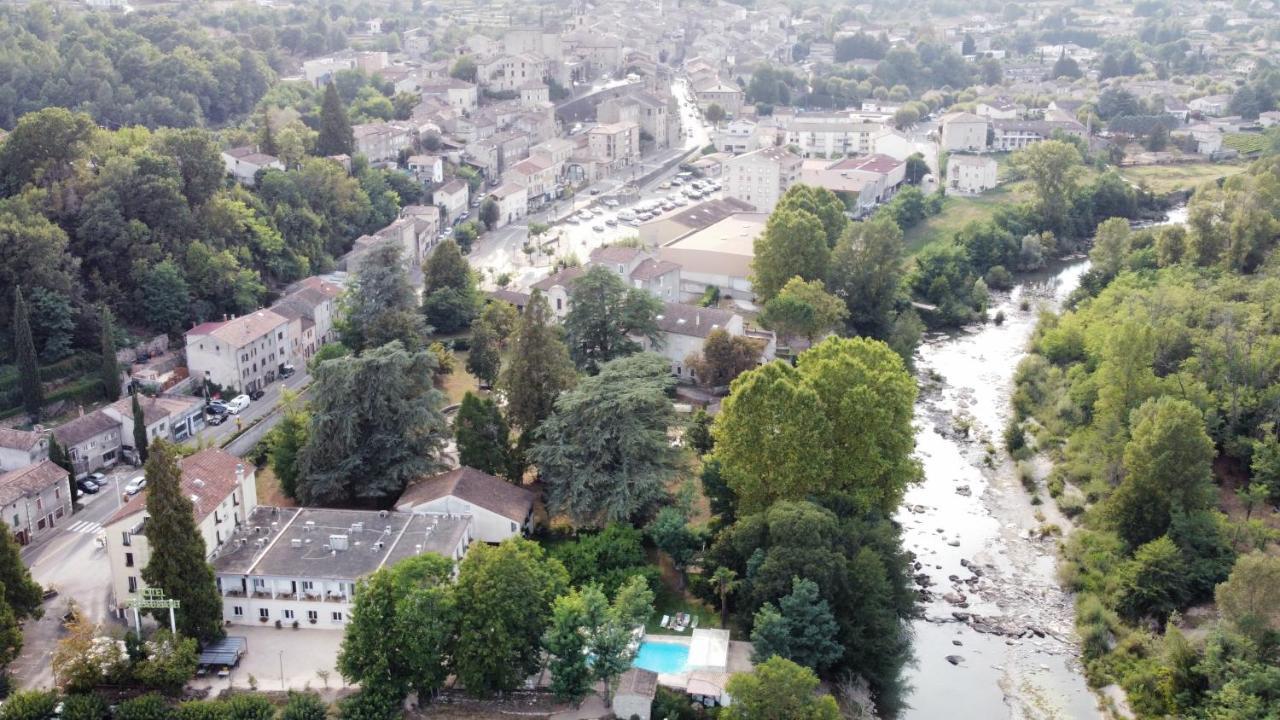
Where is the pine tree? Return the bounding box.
[13,287,43,421]
[99,306,120,402]
[497,291,576,435]
[140,441,224,643]
[0,525,43,620]
[317,82,354,157]
[48,435,77,505]
[454,392,512,478]
[131,391,149,465]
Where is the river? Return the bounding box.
[897,207,1188,718]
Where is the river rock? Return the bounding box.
[948,539,961,547]
[955,484,971,496]
[952,640,963,646]
[946,655,964,666]
[959,558,970,568]
[943,592,968,605]
[951,612,971,621]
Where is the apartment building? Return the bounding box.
[723,146,801,213]
[185,310,291,395]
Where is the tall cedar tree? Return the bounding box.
[0,526,43,620]
[297,342,448,506]
[339,242,427,353]
[131,391,149,465]
[140,441,225,643]
[99,306,120,401]
[258,107,278,157]
[13,287,43,420]
[48,435,77,505]
[454,392,513,478]
[317,82,354,157]
[497,291,576,434]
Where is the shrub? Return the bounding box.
[173,700,231,720]
[114,694,172,720]
[223,694,274,720]
[60,694,110,720]
[280,692,328,720]
[0,690,60,720]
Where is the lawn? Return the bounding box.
[903,181,1031,255]
[440,348,481,405]
[644,549,722,636]
[1119,161,1247,195]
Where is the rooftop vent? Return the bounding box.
[329,534,349,551]
[305,521,316,531]
[193,479,205,488]
[351,522,364,533]
[290,538,303,548]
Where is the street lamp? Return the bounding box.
[279,650,285,689]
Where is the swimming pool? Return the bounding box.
[632,641,690,674]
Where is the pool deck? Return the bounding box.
[640,631,754,692]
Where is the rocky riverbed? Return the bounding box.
[896,260,1102,720]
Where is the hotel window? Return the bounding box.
[125,553,134,567]
[234,606,244,617]
[122,531,131,547]
[259,608,270,620]
[127,577,138,593]
[307,610,318,622]
[283,610,295,620]
[331,612,343,622]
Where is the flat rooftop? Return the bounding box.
[662,213,767,255]
[212,506,470,581]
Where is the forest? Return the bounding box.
[1009,150,1280,717]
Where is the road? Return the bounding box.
[13,467,137,689]
[469,77,713,290]
[200,369,312,449]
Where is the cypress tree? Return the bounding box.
[454,392,512,478]
[0,525,44,620]
[258,107,278,157]
[13,287,43,421]
[317,82,353,157]
[131,391,149,465]
[100,306,121,402]
[48,435,77,505]
[140,441,224,643]
[497,291,576,435]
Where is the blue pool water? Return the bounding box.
[633,641,690,674]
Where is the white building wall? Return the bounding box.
[406,498,522,543]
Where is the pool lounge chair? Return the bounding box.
[660,615,670,629]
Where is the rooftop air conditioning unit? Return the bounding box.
[305,521,316,531]
[378,509,389,519]
[351,522,364,533]
[290,539,303,548]
[329,534,349,551]
[374,541,385,550]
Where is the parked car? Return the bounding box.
[124,476,146,495]
[605,218,618,226]
[206,401,229,416]
[77,478,100,495]
[592,225,605,232]
[226,395,251,414]
[206,413,228,426]
[249,388,265,401]
[89,471,106,483]
[279,364,296,379]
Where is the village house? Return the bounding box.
[0,461,73,545]
[531,266,586,320]
[352,122,415,165]
[0,428,48,473]
[395,466,535,543]
[185,310,291,396]
[940,112,989,152]
[420,78,479,112]
[800,154,907,214]
[53,410,123,479]
[948,155,999,195]
[213,506,471,628]
[433,179,471,222]
[487,183,529,228]
[105,449,257,615]
[989,118,1086,152]
[588,246,682,303]
[639,302,773,383]
[269,276,343,363]
[220,147,285,186]
[1189,94,1232,117]
[506,155,559,207]
[692,75,744,116]
[407,154,445,184]
[723,146,802,213]
[103,394,205,459]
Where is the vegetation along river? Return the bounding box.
[896,207,1185,719]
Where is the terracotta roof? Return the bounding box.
[616,668,658,698]
[590,246,644,265]
[0,461,67,507]
[829,153,905,175]
[53,410,119,448]
[487,289,530,306]
[186,310,288,349]
[531,266,586,292]
[294,276,343,299]
[396,466,535,522]
[0,428,44,452]
[106,394,202,427]
[655,302,737,339]
[106,448,249,527]
[630,258,680,281]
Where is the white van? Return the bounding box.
[227,395,251,414]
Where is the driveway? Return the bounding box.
[188,625,345,693]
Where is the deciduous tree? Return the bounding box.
[759,277,847,346]
[684,329,763,388]
[420,239,479,334]
[752,208,829,301]
[451,539,568,697]
[1011,140,1082,235]
[722,656,840,720]
[454,392,512,478]
[1215,552,1280,643]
